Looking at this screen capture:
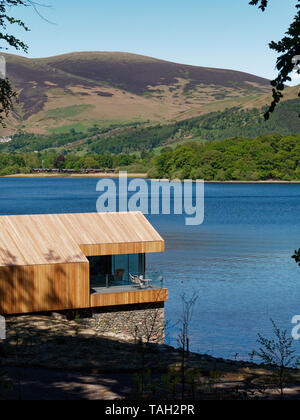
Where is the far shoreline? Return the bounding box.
[2,172,148,179]
[2,173,300,183]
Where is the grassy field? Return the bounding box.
[44,105,95,120]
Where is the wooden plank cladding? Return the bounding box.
[80,240,165,257]
[0,262,89,315]
[90,289,168,308]
[0,212,164,267]
[0,211,166,315]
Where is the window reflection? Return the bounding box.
[88,253,145,288]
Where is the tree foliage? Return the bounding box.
[0,0,31,126]
[292,248,300,266]
[2,132,300,180]
[250,318,299,399]
[0,151,129,175]
[151,133,300,181]
[250,0,300,118]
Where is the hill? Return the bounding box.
[0,51,273,135]
[1,96,298,155]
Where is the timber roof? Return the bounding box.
[0,212,164,267]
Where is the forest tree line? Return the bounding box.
[1,133,300,181]
[150,134,300,181]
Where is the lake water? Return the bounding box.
[1,177,300,360]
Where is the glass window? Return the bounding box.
[89,253,146,288]
[112,253,145,281]
[88,255,112,287]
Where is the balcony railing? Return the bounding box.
[90,271,164,293]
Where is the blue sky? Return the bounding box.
[5,0,298,83]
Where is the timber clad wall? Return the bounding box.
[0,262,89,315]
[90,289,168,308]
[80,240,164,257]
[0,212,167,315]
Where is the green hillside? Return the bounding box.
[1,98,299,154]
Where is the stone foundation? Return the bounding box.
[6,302,166,345]
[86,302,165,344]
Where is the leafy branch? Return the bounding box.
[250,319,299,399]
[0,1,51,126]
[250,0,300,119]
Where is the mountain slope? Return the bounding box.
[38,52,270,95]
[1,51,272,135]
[2,97,299,155]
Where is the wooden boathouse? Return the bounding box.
[0,212,168,315]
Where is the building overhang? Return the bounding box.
[0,211,164,267]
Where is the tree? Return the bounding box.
[292,248,300,265]
[177,292,198,399]
[0,1,30,126]
[250,319,299,399]
[83,156,98,169]
[54,154,65,170]
[0,1,49,127]
[250,0,300,119]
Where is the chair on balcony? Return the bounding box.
[130,273,152,289]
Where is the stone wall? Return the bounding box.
[86,302,165,344]
[6,302,166,345]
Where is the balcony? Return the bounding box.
[90,271,167,308]
[90,271,164,295]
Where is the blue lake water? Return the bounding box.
[0,177,300,360]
